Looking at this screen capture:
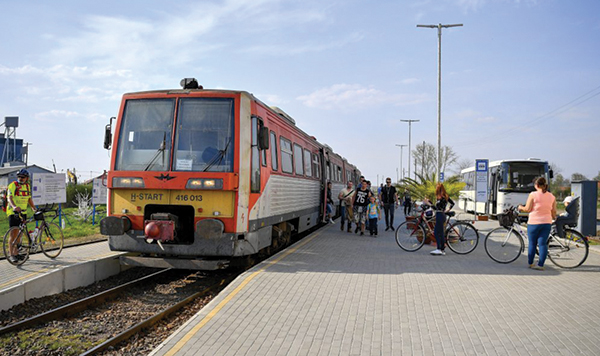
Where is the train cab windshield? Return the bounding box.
[498,162,547,193]
[115,97,235,172]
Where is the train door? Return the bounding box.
[250,116,269,219]
[319,149,328,222]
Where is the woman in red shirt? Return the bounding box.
[518,177,556,270]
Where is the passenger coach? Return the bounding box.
[100,79,361,269]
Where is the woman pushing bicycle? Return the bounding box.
[517,177,556,271]
[5,169,36,264]
[424,183,455,256]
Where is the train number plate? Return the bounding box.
[174,194,203,202]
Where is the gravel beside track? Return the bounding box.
[0,268,233,355]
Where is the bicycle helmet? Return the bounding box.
[16,168,29,177]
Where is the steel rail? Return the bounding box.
[0,268,171,335]
[80,276,233,355]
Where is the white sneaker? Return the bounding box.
[329,219,335,224]
[430,249,444,256]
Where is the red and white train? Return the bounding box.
[100,78,361,269]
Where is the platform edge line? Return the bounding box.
[162,229,323,356]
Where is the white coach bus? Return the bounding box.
[458,158,553,216]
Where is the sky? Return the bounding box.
[0,0,599,184]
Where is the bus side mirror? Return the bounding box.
[549,169,554,179]
[103,117,115,150]
[258,126,269,150]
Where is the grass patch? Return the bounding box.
[0,206,106,257]
[0,327,97,356]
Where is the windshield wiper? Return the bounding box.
[144,132,167,171]
[203,139,231,172]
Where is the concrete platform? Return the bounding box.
[0,241,126,311]
[150,215,600,356]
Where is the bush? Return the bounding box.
[66,184,93,208]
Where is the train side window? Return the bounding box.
[312,154,321,179]
[270,131,278,171]
[261,146,267,167]
[294,144,304,176]
[303,149,312,177]
[280,137,293,174]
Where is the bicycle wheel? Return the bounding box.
[547,228,589,269]
[395,220,427,252]
[3,227,30,266]
[445,221,479,254]
[485,227,523,263]
[40,222,64,258]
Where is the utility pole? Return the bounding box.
[417,23,463,182]
[395,144,407,182]
[400,120,419,180]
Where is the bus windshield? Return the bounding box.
[499,162,547,193]
[115,99,175,171]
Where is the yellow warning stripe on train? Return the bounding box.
[111,189,235,217]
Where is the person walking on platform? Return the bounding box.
[367,196,381,236]
[352,180,371,236]
[429,183,454,256]
[326,181,335,224]
[365,180,372,230]
[403,190,412,216]
[379,177,398,231]
[5,169,36,264]
[518,177,556,271]
[338,181,355,232]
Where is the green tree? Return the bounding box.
[399,172,465,202]
[593,171,600,181]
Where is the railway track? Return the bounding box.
[0,268,235,355]
[0,222,324,355]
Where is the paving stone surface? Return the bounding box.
[151,215,600,356]
[0,241,117,290]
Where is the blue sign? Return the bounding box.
[439,172,444,182]
[476,159,488,172]
[475,159,489,203]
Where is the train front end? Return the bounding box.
[100,81,256,269]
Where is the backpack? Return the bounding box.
[2,182,30,212]
[0,189,6,212]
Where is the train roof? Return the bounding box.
[122,81,355,168]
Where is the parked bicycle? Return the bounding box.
[3,205,64,266]
[484,206,588,268]
[395,204,479,254]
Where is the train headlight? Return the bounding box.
[186,178,223,190]
[113,177,145,188]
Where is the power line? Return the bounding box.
[454,84,600,148]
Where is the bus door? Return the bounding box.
[489,168,498,215]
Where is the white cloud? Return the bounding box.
[34,110,81,122]
[297,84,428,110]
[401,78,420,84]
[257,94,288,106]
[242,32,364,56]
[34,109,106,123]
